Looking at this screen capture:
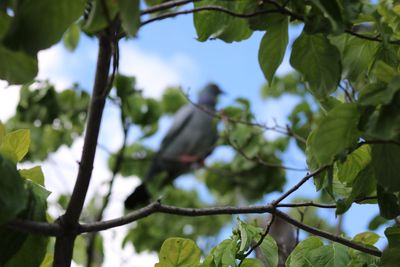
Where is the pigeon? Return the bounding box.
[124,83,223,209]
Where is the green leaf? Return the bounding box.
[39,254,53,267]
[336,164,376,215]
[368,214,388,230]
[63,23,80,52]
[336,145,371,184]
[258,235,279,267]
[337,35,378,82]
[0,121,5,144]
[308,103,360,166]
[286,236,324,266]
[0,156,28,224]
[155,238,201,267]
[19,166,45,186]
[377,185,400,219]
[359,77,400,106]
[237,219,262,253]
[4,0,86,54]
[372,144,400,192]
[82,0,119,34]
[353,232,380,246]
[306,243,351,267]
[118,0,140,36]
[0,11,11,38]
[290,32,341,98]
[258,15,288,83]
[193,0,253,43]
[381,248,400,267]
[3,182,49,267]
[212,239,238,267]
[373,61,397,83]
[0,45,38,84]
[240,258,264,267]
[385,227,400,248]
[310,0,344,33]
[0,129,31,162]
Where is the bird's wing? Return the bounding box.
[158,104,195,155]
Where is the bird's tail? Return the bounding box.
[124,183,151,209]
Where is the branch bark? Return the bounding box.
[53,31,113,267]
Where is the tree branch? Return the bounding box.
[53,30,113,267]
[141,6,284,26]
[86,123,130,267]
[272,166,328,206]
[77,201,381,257]
[141,0,195,15]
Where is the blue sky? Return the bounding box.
[0,10,386,266]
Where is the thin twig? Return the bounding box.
[272,166,328,206]
[141,0,195,15]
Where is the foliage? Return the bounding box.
[1,0,400,266]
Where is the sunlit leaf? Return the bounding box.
[155,238,201,267]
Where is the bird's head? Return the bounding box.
[197,83,224,108]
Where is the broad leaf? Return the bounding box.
[82,0,119,34]
[0,129,31,162]
[155,238,201,267]
[19,166,45,186]
[359,78,400,106]
[290,32,341,98]
[4,0,86,54]
[338,36,378,82]
[0,45,38,84]
[377,185,400,219]
[286,236,323,266]
[193,0,252,43]
[372,144,400,192]
[353,232,380,246]
[336,145,371,184]
[63,23,80,52]
[306,243,351,267]
[258,15,289,83]
[237,219,262,253]
[0,156,28,224]
[210,238,238,267]
[385,227,400,248]
[258,235,279,267]
[308,103,360,166]
[381,248,400,267]
[3,182,50,267]
[240,258,264,267]
[118,0,140,36]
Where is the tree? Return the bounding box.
[1,0,400,266]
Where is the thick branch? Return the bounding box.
[53,32,112,267]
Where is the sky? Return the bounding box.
[0,9,386,267]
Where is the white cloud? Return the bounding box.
[37,45,75,90]
[0,81,20,122]
[119,42,198,98]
